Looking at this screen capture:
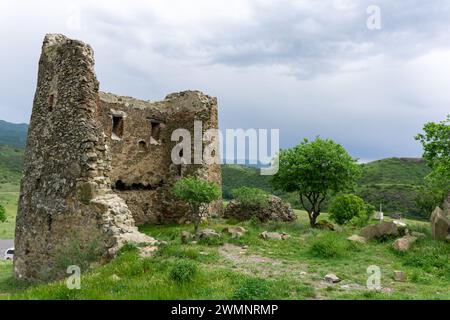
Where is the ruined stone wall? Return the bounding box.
[14,34,156,281]
[14,34,221,281]
[98,91,222,224]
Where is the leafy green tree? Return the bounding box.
[271,138,361,227]
[0,204,6,223]
[172,176,221,235]
[329,194,374,226]
[232,187,269,210]
[416,115,450,211]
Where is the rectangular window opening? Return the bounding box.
[112,116,124,139]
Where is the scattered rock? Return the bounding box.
[324,273,341,283]
[360,221,405,240]
[110,274,121,282]
[394,271,406,282]
[222,226,247,239]
[259,231,291,240]
[347,235,367,244]
[223,195,296,222]
[430,207,450,241]
[315,220,335,231]
[393,235,417,252]
[139,245,158,258]
[199,228,221,239]
[181,231,193,244]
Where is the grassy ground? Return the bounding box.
[0,183,19,239]
[0,209,448,300]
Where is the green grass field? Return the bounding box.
[0,206,448,300]
[0,183,19,239]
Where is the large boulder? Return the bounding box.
[430,207,450,241]
[360,222,405,240]
[223,195,296,222]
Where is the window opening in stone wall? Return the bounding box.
[112,116,124,139]
[48,94,55,111]
[149,120,164,145]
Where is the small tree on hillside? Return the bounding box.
[173,176,221,235]
[415,115,450,211]
[0,204,6,223]
[271,138,361,227]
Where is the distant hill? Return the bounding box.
[0,120,28,149]
[359,157,430,185]
[0,144,24,184]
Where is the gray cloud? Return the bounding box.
[0,0,449,161]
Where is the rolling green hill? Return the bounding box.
[359,157,430,185]
[0,120,28,149]
[0,145,24,184]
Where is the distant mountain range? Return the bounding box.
[0,120,28,149]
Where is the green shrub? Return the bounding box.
[232,278,270,300]
[169,260,198,283]
[172,176,221,234]
[232,187,269,209]
[329,194,373,226]
[0,204,6,223]
[309,233,350,258]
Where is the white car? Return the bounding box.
[4,248,14,260]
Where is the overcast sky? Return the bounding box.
[1,0,449,161]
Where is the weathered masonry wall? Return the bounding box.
[98,91,222,224]
[14,34,221,281]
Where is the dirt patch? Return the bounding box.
[218,243,308,279]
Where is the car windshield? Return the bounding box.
[7,250,13,254]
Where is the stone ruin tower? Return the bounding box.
[14,34,222,281]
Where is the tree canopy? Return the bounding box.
[271,137,361,226]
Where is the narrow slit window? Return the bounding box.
[149,120,164,144]
[48,94,55,111]
[151,121,161,141]
[112,116,124,139]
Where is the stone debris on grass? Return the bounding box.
[110,274,121,282]
[181,231,193,244]
[222,226,247,239]
[392,235,417,252]
[199,228,221,239]
[259,231,291,240]
[324,273,341,283]
[347,235,367,244]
